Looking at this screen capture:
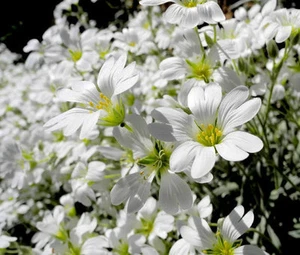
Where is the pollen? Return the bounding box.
[88,93,112,112]
[197,124,223,146]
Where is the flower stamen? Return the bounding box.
[197,124,223,146]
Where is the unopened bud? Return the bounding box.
[237,58,247,72]
[291,31,300,45]
[267,40,279,59]
[204,33,214,47]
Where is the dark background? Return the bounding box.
[0,0,140,61]
[0,0,298,61]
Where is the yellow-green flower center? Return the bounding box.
[89,93,112,111]
[88,93,125,126]
[186,58,213,83]
[136,218,154,237]
[55,227,68,241]
[203,232,240,255]
[69,49,82,62]
[182,0,206,8]
[197,124,223,146]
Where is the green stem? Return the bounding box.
[194,27,205,55]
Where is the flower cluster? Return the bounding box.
[0,0,300,254]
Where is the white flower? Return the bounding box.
[110,113,193,214]
[261,8,300,43]
[33,205,68,249]
[44,53,139,139]
[140,0,225,28]
[179,205,267,254]
[149,83,263,180]
[0,226,17,249]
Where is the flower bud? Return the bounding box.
[204,33,214,47]
[267,40,279,59]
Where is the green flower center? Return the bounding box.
[186,58,213,83]
[197,124,223,146]
[114,241,130,255]
[69,49,82,62]
[137,141,171,174]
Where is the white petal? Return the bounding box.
[151,108,196,141]
[44,108,90,137]
[56,88,87,103]
[80,111,100,139]
[113,62,139,96]
[222,205,254,242]
[81,236,109,255]
[159,172,193,214]
[163,4,184,25]
[126,114,153,152]
[275,26,292,43]
[159,57,187,80]
[207,1,226,23]
[180,225,202,247]
[190,146,216,179]
[188,84,222,125]
[180,7,201,28]
[198,1,225,24]
[261,0,277,16]
[223,131,263,153]
[127,178,152,213]
[72,80,96,92]
[222,98,262,133]
[263,22,279,42]
[153,211,174,237]
[169,239,194,255]
[215,139,249,161]
[170,141,199,173]
[234,245,267,255]
[110,173,139,205]
[213,67,241,93]
[218,86,249,127]
[140,0,173,6]
[192,217,216,249]
[97,56,115,98]
[139,197,157,220]
[148,123,177,142]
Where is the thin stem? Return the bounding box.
[194,26,205,55]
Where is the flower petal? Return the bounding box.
[222,98,262,133]
[198,1,225,24]
[159,57,187,80]
[159,172,193,214]
[222,205,254,242]
[151,107,196,141]
[188,83,222,125]
[190,146,216,179]
[170,141,199,173]
[180,225,202,247]
[234,245,267,255]
[192,217,216,249]
[275,26,292,43]
[215,139,249,161]
[80,111,100,139]
[223,131,263,153]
